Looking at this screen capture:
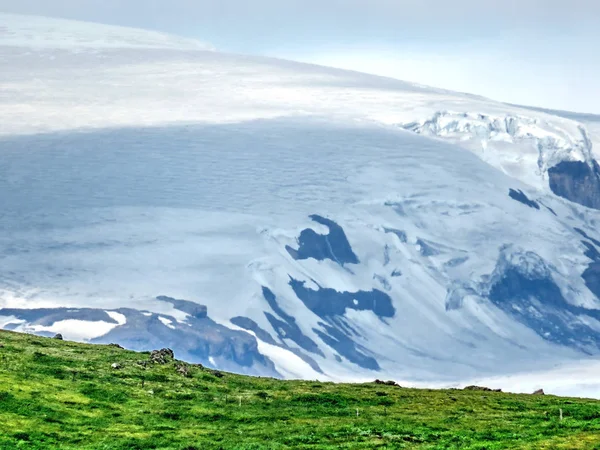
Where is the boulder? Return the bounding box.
[176,363,191,377]
[374,379,400,387]
[107,343,124,349]
[150,348,174,364]
[464,385,494,392]
[53,333,64,340]
[532,389,545,395]
[111,363,121,370]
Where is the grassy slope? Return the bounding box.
[0,330,599,449]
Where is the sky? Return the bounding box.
[1,0,598,113]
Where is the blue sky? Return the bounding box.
[1,0,598,113]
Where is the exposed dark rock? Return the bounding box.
[384,228,408,243]
[150,348,174,364]
[446,257,469,268]
[53,333,63,340]
[374,379,401,387]
[107,343,124,349]
[230,316,278,345]
[581,241,600,261]
[211,370,225,378]
[575,232,600,304]
[463,385,501,392]
[261,287,324,357]
[290,278,395,318]
[156,296,207,319]
[315,322,380,370]
[232,313,324,374]
[549,160,600,210]
[532,389,545,395]
[286,215,359,266]
[90,306,278,377]
[282,274,393,370]
[574,228,600,248]
[373,274,391,291]
[509,189,540,210]
[583,261,600,301]
[262,287,296,325]
[488,248,600,353]
[175,363,191,377]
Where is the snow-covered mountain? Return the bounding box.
[2,13,600,395]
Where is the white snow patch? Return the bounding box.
[158,316,176,330]
[226,321,327,380]
[105,311,127,325]
[255,339,328,380]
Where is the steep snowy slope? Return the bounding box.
[2,14,600,394]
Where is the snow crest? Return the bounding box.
[401,111,595,190]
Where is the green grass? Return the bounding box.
[1,330,599,449]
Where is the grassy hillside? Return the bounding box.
[0,330,599,449]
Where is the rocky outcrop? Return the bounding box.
[464,385,502,392]
[374,379,401,387]
[150,348,174,364]
[175,363,191,377]
[509,189,540,210]
[286,215,359,266]
[549,160,600,210]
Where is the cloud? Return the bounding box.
[1,1,598,50]
[1,0,598,32]
[1,0,598,112]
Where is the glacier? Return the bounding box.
[2,13,600,396]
